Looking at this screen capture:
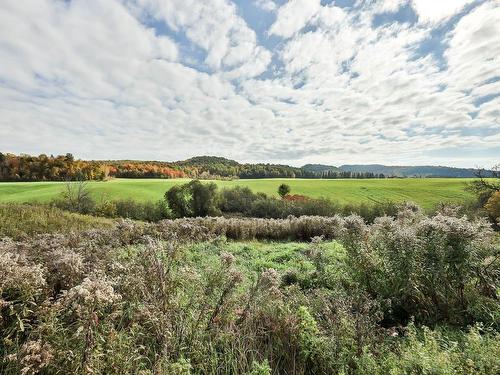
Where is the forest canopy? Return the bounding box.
[0,153,386,181]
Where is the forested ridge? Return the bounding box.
[0,152,487,181]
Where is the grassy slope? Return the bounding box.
[0,178,475,209]
[187,240,344,277]
[0,203,114,239]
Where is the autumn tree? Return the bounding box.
[467,165,500,206]
[484,191,500,224]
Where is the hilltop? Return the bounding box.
[303,163,488,178]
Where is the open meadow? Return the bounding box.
[2,1,500,372]
[1,207,499,374]
[0,177,476,209]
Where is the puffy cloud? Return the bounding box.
[254,0,277,11]
[444,0,500,91]
[129,0,271,78]
[0,1,178,97]
[375,0,409,13]
[411,0,475,24]
[269,0,322,38]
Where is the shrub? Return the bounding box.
[357,324,500,374]
[55,181,95,214]
[341,207,498,327]
[219,186,260,215]
[278,183,291,198]
[484,191,500,224]
[1,205,498,374]
[165,180,220,218]
[93,199,171,222]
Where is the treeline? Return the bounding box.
[106,161,186,179]
[301,169,385,179]
[0,153,187,181]
[172,156,386,179]
[0,153,108,181]
[0,153,385,181]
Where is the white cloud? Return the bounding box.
[411,0,475,24]
[254,0,277,12]
[269,0,322,38]
[0,1,178,97]
[0,0,498,167]
[371,0,409,13]
[0,0,262,160]
[129,0,271,78]
[242,1,499,165]
[444,1,500,89]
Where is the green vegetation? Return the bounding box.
[2,152,489,181]
[278,183,291,198]
[467,167,500,226]
[1,172,498,374]
[0,204,113,239]
[0,177,477,209]
[0,153,386,181]
[165,180,220,218]
[1,206,498,374]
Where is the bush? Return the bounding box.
[114,199,170,221]
[341,205,499,327]
[357,324,500,374]
[165,180,220,218]
[57,196,171,222]
[218,186,402,222]
[278,183,291,198]
[54,181,95,214]
[219,186,260,215]
[485,191,500,224]
[1,205,498,374]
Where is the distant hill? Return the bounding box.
[338,164,486,178]
[301,163,489,178]
[180,156,240,167]
[301,164,340,173]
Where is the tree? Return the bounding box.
[165,185,193,218]
[278,183,291,198]
[484,191,500,224]
[467,165,500,206]
[164,180,220,218]
[189,180,220,217]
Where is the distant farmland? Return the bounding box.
[0,178,477,209]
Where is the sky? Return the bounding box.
[0,0,499,168]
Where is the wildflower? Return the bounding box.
[59,276,121,319]
[220,251,235,267]
[260,268,281,296]
[17,340,54,375]
[0,250,46,299]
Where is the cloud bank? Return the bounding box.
[0,0,498,167]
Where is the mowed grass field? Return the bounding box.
[0,178,476,209]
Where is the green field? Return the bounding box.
[0,178,476,209]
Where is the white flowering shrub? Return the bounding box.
[0,205,498,374]
[342,210,499,326]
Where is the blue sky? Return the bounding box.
[0,0,499,167]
